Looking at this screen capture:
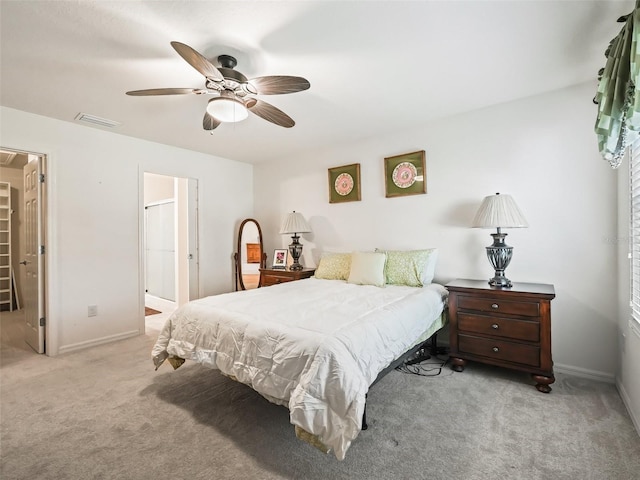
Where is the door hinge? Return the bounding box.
[39,317,45,327]
[39,173,45,183]
[40,245,45,254]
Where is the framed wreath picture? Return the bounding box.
[384,150,426,198]
[328,163,361,203]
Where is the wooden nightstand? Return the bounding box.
[259,268,316,287]
[446,279,556,393]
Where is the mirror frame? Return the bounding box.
[235,218,266,291]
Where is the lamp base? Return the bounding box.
[289,234,304,271]
[488,274,512,288]
[486,230,514,289]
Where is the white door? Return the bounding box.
[145,201,176,301]
[187,178,199,300]
[23,157,44,353]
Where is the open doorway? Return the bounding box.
[142,173,198,331]
[0,148,47,355]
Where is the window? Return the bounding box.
[630,139,640,332]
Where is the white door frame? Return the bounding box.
[0,146,55,355]
[138,169,200,333]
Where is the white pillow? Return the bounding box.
[422,248,438,284]
[347,251,387,287]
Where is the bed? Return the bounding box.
[152,250,447,460]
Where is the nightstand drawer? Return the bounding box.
[261,274,295,286]
[458,334,540,367]
[457,296,539,317]
[259,268,316,287]
[458,313,540,342]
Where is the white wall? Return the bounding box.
[0,106,253,355]
[255,81,620,381]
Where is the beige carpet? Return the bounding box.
[1,309,639,479]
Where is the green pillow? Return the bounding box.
[379,249,438,287]
[314,252,352,280]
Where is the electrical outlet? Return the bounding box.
[88,305,98,317]
[621,332,626,354]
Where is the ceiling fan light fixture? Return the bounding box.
[206,96,248,123]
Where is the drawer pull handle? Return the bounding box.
[491,324,499,329]
[492,347,499,353]
[275,279,281,283]
[491,303,499,309]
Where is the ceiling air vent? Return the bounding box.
[74,113,121,128]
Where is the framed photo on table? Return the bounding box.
[384,150,426,198]
[328,163,361,203]
[272,249,288,269]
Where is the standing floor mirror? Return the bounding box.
[235,218,266,290]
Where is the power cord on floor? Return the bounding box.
[395,347,450,377]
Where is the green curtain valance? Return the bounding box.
[595,0,640,168]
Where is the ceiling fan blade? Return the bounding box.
[126,88,199,96]
[203,112,222,131]
[247,99,295,128]
[248,76,310,95]
[170,41,224,81]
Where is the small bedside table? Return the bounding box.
[259,268,316,287]
[446,279,556,393]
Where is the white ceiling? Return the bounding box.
[0,1,633,165]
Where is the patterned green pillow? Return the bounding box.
[380,249,438,287]
[314,252,352,280]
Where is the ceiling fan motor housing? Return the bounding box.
[217,67,248,85]
[217,54,237,69]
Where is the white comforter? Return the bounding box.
[152,277,447,460]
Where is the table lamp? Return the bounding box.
[279,211,311,271]
[472,193,528,288]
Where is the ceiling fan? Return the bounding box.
[126,41,310,131]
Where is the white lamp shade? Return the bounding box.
[206,97,248,123]
[280,211,311,234]
[472,193,528,228]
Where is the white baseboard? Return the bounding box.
[616,379,640,437]
[553,362,615,384]
[58,330,140,355]
[435,337,617,385]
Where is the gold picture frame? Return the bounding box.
[384,150,426,198]
[328,163,361,203]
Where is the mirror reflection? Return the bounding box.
[235,218,265,290]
